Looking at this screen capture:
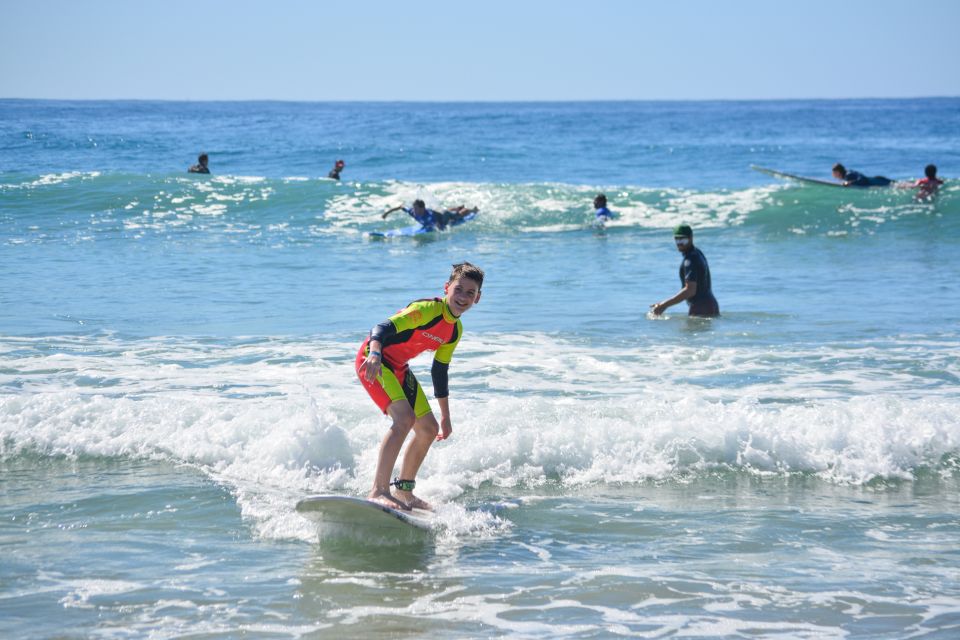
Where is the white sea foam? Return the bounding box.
[1,333,957,542]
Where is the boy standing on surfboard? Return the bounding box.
[356,262,484,510]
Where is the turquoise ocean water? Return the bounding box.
[1,99,959,638]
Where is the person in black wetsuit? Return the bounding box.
[328,159,345,180]
[650,224,719,318]
[188,153,210,174]
[831,163,892,187]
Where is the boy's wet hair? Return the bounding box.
[413,199,425,208]
[925,164,938,179]
[594,193,607,207]
[449,262,484,290]
[832,163,846,176]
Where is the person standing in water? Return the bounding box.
[328,159,345,180]
[650,224,719,318]
[188,153,210,174]
[593,194,614,222]
[906,164,944,200]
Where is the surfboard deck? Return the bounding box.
[368,211,477,238]
[751,165,844,188]
[296,495,435,542]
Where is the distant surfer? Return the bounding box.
[383,200,478,231]
[650,224,719,318]
[328,159,345,180]
[831,163,892,187]
[593,194,614,222]
[188,153,210,174]
[356,262,484,511]
[902,164,944,201]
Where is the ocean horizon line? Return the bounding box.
[1,95,958,105]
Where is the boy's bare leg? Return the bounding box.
[368,400,416,511]
[394,413,440,510]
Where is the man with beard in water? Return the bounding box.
[650,224,719,318]
[356,262,484,510]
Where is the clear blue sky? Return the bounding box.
[2,0,957,101]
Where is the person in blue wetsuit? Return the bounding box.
[832,163,892,187]
[593,194,614,222]
[650,224,720,318]
[383,200,479,230]
[383,199,439,229]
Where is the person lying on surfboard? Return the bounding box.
[356,262,484,511]
[831,163,892,187]
[382,200,478,231]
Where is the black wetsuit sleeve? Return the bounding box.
[431,359,450,398]
[370,319,396,344]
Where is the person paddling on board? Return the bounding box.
[188,153,210,174]
[383,199,440,229]
[831,163,892,187]
[383,200,478,231]
[593,193,614,222]
[650,224,720,318]
[356,262,484,511]
[903,164,944,201]
[328,159,345,180]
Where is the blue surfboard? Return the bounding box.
[368,211,477,238]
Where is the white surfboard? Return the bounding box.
[751,165,844,188]
[296,495,435,543]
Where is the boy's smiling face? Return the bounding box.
[444,276,481,317]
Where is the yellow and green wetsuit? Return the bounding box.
[355,297,463,417]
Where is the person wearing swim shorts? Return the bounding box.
[356,262,484,510]
[435,205,479,230]
[650,224,719,318]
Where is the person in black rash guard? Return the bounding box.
[650,224,719,318]
[832,163,892,187]
[188,153,210,174]
[328,159,345,180]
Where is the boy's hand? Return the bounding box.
[359,353,382,382]
[437,416,452,441]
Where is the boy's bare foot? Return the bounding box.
[367,490,411,511]
[394,490,432,511]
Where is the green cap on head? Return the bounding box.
[673,224,693,238]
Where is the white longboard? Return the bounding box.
[296,495,435,543]
[751,165,844,188]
